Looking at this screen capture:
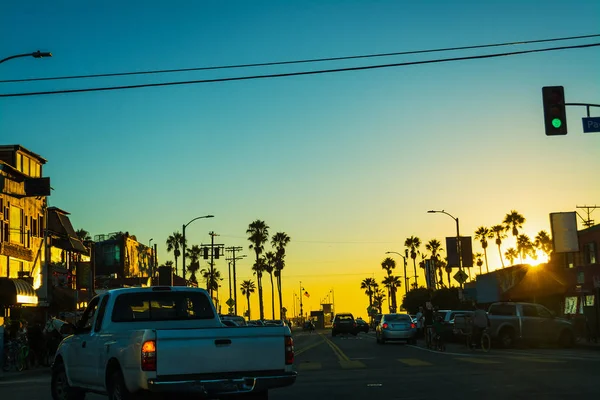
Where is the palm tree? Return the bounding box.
[504,248,519,266]
[474,252,484,275]
[474,226,494,274]
[516,234,535,263]
[186,245,202,284]
[444,262,453,287]
[361,277,377,307]
[247,220,270,320]
[75,229,91,242]
[490,225,507,268]
[240,280,256,320]
[382,275,401,313]
[425,239,444,287]
[380,257,397,312]
[264,252,276,319]
[136,243,148,277]
[201,268,222,294]
[404,236,421,287]
[373,288,386,314]
[271,232,291,319]
[534,230,553,261]
[166,231,185,276]
[503,210,526,241]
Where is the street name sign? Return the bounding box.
[582,117,600,133]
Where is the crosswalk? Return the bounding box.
[294,354,567,371]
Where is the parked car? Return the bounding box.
[487,302,575,348]
[436,309,473,339]
[51,286,296,400]
[355,318,369,333]
[376,313,417,344]
[332,313,357,336]
[220,314,247,326]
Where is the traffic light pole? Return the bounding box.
[565,103,600,118]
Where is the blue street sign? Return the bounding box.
[582,117,600,133]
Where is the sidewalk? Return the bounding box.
[0,366,51,381]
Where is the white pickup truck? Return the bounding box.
[50,286,296,400]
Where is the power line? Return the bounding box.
[1,42,598,98]
[1,33,598,84]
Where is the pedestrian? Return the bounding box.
[424,302,434,346]
[416,306,424,338]
[471,303,489,348]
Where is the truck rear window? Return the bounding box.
[111,291,215,322]
[488,304,516,316]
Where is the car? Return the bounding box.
[376,313,417,344]
[332,313,357,336]
[355,318,369,333]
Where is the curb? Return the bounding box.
[0,367,51,381]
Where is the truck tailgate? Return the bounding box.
[155,327,287,376]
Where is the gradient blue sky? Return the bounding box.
[2,1,599,317]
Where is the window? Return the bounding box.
[22,156,30,176]
[94,295,110,332]
[9,206,23,244]
[103,245,121,266]
[488,304,516,316]
[536,305,553,319]
[335,314,354,322]
[112,291,215,322]
[584,242,597,265]
[77,297,100,333]
[522,305,538,317]
[384,314,411,322]
[15,153,22,172]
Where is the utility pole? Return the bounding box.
[576,205,597,228]
[225,246,244,315]
[200,232,223,300]
[299,282,304,322]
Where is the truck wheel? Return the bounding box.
[108,370,134,400]
[499,328,515,348]
[51,361,86,400]
[559,330,575,348]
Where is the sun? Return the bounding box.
[523,250,549,267]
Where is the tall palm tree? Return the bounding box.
[382,275,401,313]
[201,268,222,293]
[166,231,185,276]
[247,220,270,320]
[425,239,444,287]
[404,236,421,287]
[504,248,519,266]
[474,252,484,275]
[474,226,494,274]
[75,229,91,242]
[264,252,276,319]
[360,277,377,307]
[503,210,526,242]
[534,230,553,261]
[516,234,535,263]
[240,280,256,320]
[490,224,507,268]
[186,245,202,284]
[380,257,397,312]
[271,232,291,319]
[373,288,386,314]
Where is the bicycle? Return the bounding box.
[2,340,30,372]
[466,328,491,353]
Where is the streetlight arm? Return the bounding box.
[184,214,214,228]
[385,251,406,261]
[0,51,52,65]
[427,209,457,222]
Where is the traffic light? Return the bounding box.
[214,248,220,259]
[542,86,567,136]
[203,247,209,259]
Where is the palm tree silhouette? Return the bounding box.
[404,236,421,287]
[504,248,518,266]
[247,220,269,320]
[360,277,377,307]
[534,230,553,261]
[75,229,91,242]
[166,232,185,276]
[373,288,386,314]
[425,239,444,287]
[186,245,202,284]
[474,252,484,275]
[264,252,276,319]
[503,211,526,241]
[380,257,397,312]
[271,232,291,320]
[490,225,507,268]
[474,226,494,274]
[516,234,535,263]
[240,280,256,320]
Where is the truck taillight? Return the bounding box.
[382,323,389,329]
[141,340,156,371]
[284,336,294,365]
[411,323,416,329]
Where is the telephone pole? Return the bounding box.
[226,246,245,315]
[576,205,598,228]
[200,232,224,301]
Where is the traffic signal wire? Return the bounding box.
[1,42,599,98]
[1,33,598,84]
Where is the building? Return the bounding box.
[94,232,156,290]
[0,145,50,316]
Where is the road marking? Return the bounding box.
[297,362,322,371]
[406,344,469,357]
[319,332,366,369]
[455,357,501,364]
[506,356,564,363]
[398,358,432,366]
[295,339,326,356]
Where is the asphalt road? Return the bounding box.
[2,330,599,399]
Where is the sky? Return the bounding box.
[1,1,599,319]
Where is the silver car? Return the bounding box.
[376,313,417,345]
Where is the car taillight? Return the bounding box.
[353,322,357,328]
[285,336,294,365]
[333,323,336,328]
[411,323,416,329]
[382,323,389,329]
[141,340,156,371]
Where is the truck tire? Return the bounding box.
[559,330,575,348]
[498,328,515,348]
[108,370,135,400]
[51,361,86,400]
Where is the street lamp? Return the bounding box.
[181,215,214,284]
[386,251,409,296]
[428,209,462,284]
[0,50,52,65]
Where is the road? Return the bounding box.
[2,329,599,399]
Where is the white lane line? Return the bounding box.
[406,344,469,357]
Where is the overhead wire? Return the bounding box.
[1,42,599,98]
[1,33,598,84]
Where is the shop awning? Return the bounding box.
[47,207,88,254]
[0,278,39,306]
[505,267,568,300]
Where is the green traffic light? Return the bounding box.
[552,118,562,128]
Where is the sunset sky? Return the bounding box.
[2,1,599,319]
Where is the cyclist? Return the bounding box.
[432,315,445,350]
[423,302,434,347]
[471,303,490,348]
